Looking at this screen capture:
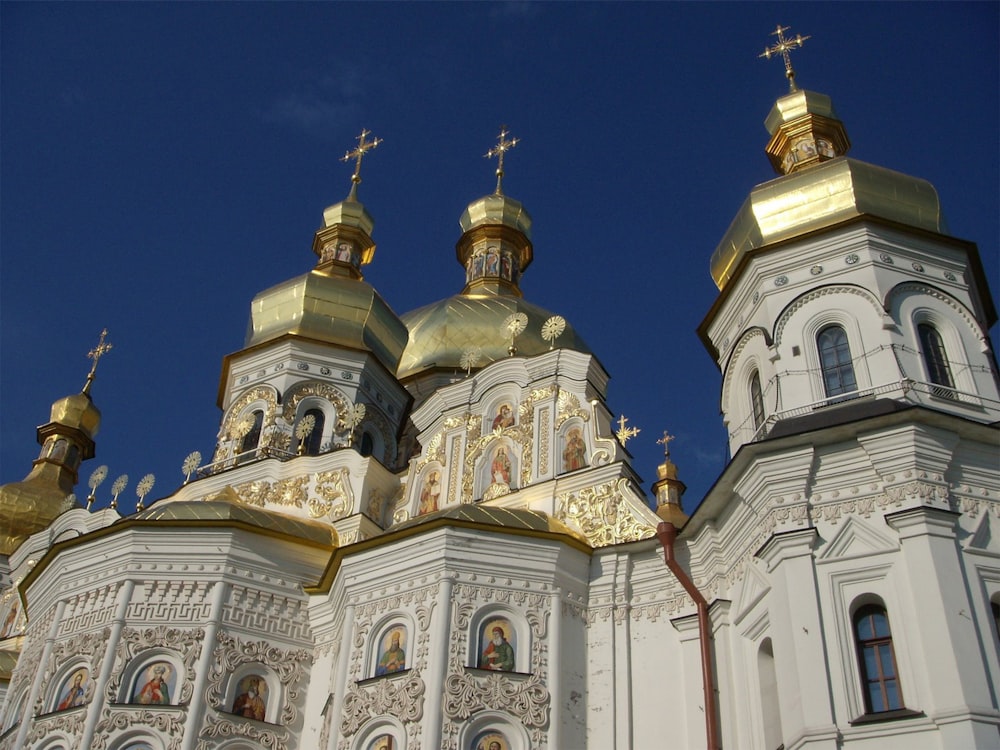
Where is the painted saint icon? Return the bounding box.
[231,674,267,721]
[478,618,516,672]
[562,427,587,472]
[491,403,514,431]
[375,628,406,676]
[133,661,174,705]
[370,735,394,750]
[490,445,512,486]
[55,669,89,711]
[473,731,510,750]
[419,470,441,515]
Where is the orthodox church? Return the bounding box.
[1,32,999,750]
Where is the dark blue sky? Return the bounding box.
[2,2,997,513]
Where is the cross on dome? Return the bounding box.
[83,328,113,395]
[484,126,519,195]
[760,25,810,92]
[341,128,383,199]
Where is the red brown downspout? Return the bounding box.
[657,520,720,750]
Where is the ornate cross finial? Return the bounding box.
[760,25,810,92]
[615,414,641,446]
[340,128,382,200]
[83,328,113,394]
[485,126,519,195]
[657,430,676,459]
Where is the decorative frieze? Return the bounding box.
[556,479,656,547]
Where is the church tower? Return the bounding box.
[688,28,1000,749]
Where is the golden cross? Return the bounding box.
[760,25,810,92]
[341,128,382,197]
[615,414,641,446]
[657,430,676,458]
[83,328,113,394]
[484,126,519,194]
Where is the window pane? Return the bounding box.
[818,325,857,397]
[878,646,896,679]
[918,324,955,388]
[863,646,878,677]
[857,615,873,640]
[885,679,901,710]
[868,684,885,713]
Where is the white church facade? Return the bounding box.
[1,47,999,750]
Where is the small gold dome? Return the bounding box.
[48,392,101,439]
[246,269,409,373]
[0,479,76,555]
[459,192,532,239]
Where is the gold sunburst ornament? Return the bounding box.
[460,347,482,376]
[349,403,366,428]
[182,451,202,484]
[541,315,566,350]
[110,474,128,510]
[296,414,317,455]
[503,312,528,356]
[86,464,108,510]
[233,414,255,440]
[136,474,155,511]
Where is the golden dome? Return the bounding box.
[246,269,409,373]
[398,187,588,383]
[0,477,76,555]
[459,192,532,239]
[398,294,590,381]
[711,87,944,290]
[47,392,101,439]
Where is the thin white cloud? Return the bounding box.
[261,68,367,136]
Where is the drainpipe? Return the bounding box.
[656,521,719,750]
[651,437,719,750]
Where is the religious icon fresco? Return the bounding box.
[374,627,407,676]
[131,661,175,705]
[369,735,394,750]
[55,668,90,711]
[491,403,515,431]
[231,674,267,721]
[478,617,516,672]
[562,427,587,472]
[1,599,20,639]
[418,470,442,515]
[473,731,510,750]
[489,445,512,486]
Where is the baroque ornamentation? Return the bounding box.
[204,631,312,727]
[310,469,353,520]
[197,713,289,750]
[443,670,549,727]
[340,672,426,734]
[281,381,352,432]
[556,389,589,428]
[92,707,186,750]
[26,709,86,748]
[36,627,112,714]
[773,285,883,348]
[103,625,203,704]
[556,479,656,547]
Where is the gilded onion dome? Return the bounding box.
[245,188,409,374]
[0,365,103,554]
[398,129,590,386]
[711,78,944,290]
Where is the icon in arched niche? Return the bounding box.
[478,617,516,672]
[490,445,512,486]
[132,661,175,705]
[369,735,394,750]
[231,674,267,721]
[418,470,442,515]
[562,427,587,472]
[375,627,407,676]
[55,668,90,711]
[491,403,515,431]
[473,731,510,750]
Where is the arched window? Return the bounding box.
[750,371,765,431]
[991,600,1000,643]
[239,410,264,455]
[917,323,954,390]
[301,408,325,456]
[854,604,903,713]
[818,325,857,398]
[360,432,374,457]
